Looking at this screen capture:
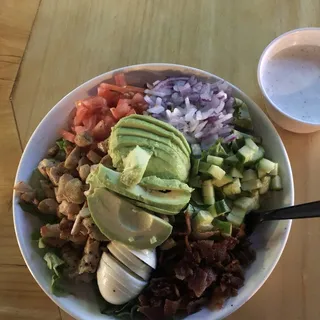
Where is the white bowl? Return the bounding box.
[258,28,320,133]
[13,63,294,320]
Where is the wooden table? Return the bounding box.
[1,0,320,319]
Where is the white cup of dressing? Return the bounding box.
[258,28,320,133]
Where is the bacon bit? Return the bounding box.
[185,235,191,251]
[60,129,75,143]
[185,212,191,235]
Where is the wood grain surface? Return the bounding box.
[2,0,320,319]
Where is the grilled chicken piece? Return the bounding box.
[78,238,100,274]
[82,217,109,241]
[38,198,59,214]
[13,181,36,203]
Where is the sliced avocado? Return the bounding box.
[113,126,190,158]
[120,146,152,187]
[139,176,193,193]
[110,135,189,167]
[87,164,192,214]
[88,188,172,249]
[122,114,191,153]
[129,199,181,215]
[112,147,189,181]
[109,136,190,181]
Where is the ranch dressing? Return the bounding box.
[261,45,320,123]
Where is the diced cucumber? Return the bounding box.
[191,158,200,176]
[207,155,224,166]
[259,176,271,195]
[207,204,218,217]
[231,138,245,153]
[215,199,231,215]
[214,188,225,200]
[245,138,259,151]
[202,180,215,205]
[192,210,214,231]
[245,146,265,167]
[237,145,255,163]
[233,197,255,212]
[191,189,204,205]
[269,163,279,176]
[223,178,241,196]
[257,158,276,174]
[241,179,262,191]
[257,169,267,179]
[233,129,262,145]
[198,161,211,173]
[225,154,239,166]
[227,206,247,226]
[213,219,232,236]
[225,198,234,210]
[251,190,260,210]
[189,176,202,188]
[242,169,258,182]
[208,142,228,157]
[270,175,283,190]
[230,167,243,178]
[212,175,233,187]
[208,165,226,180]
[226,213,243,226]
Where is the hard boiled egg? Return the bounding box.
[97,245,156,305]
[108,241,153,280]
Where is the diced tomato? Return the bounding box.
[83,114,98,131]
[92,120,112,141]
[133,102,148,114]
[98,85,119,107]
[74,105,89,126]
[116,99,132,118]
[114,73,127,87]
[131,93,145,104]
[81,96,107,110]
[126,108,136,115]
[67,108,77,128]
[100,83,145,94]
[60,129,75,143]
[110,107,120,120]
[104,115,116,128]
[74,126,87,134]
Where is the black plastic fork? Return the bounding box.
[244,200,320,235]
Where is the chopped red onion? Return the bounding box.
[144,76,235,149]
[147,106,165,114]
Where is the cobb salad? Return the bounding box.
[14,73,283,320]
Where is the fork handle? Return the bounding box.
[263,200,320,221]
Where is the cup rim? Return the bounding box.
[257,27,320,127]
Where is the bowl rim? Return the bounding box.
[257,27,320,127]
[13,63,294,320]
